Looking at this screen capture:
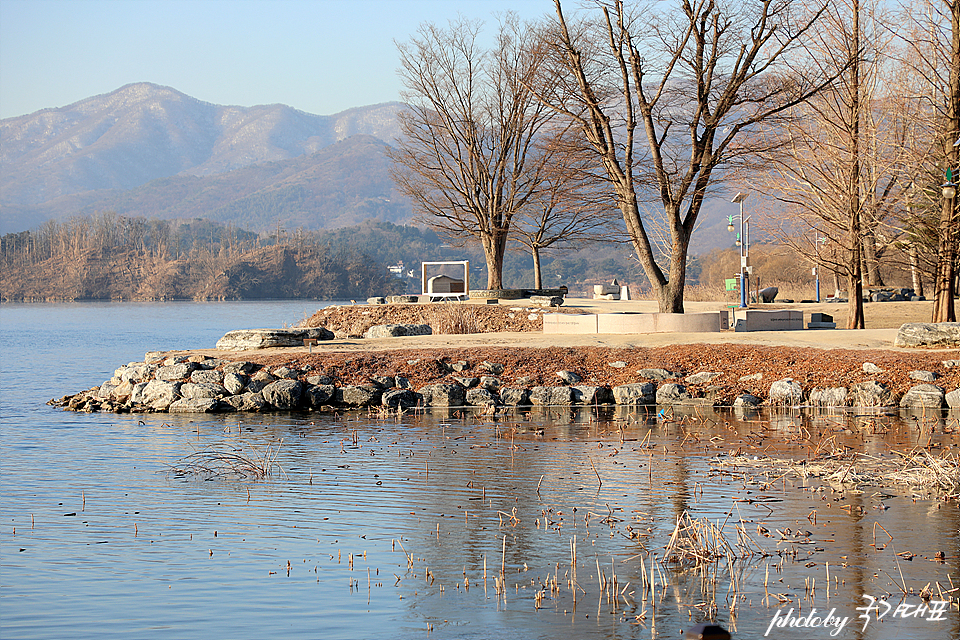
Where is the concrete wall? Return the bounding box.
[734,309,803,332]
[545,312,725,334]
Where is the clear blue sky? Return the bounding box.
[0,0,550,119]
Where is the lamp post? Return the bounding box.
[729,192,750,308]
[935,177,958,321]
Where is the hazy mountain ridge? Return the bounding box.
[0,82,404,206]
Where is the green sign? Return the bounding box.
[725,278,737,291]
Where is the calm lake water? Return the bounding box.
[1,302,957,639]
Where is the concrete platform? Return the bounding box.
[544,311,727,335]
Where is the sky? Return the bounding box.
[0,0,550,119]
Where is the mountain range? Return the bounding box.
[0,83,410,233]
[1,82,737,254]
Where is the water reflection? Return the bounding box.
[1,404,957,639]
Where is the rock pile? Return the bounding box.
[49,353,960,414]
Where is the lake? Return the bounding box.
[1,302,957,639]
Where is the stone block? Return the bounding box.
[734,310,803,332]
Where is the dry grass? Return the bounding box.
[713,449,960,498]
[169,440,286,479]
[429,303,482,335]
[664,510,737,566]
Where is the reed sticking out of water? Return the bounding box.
[169,439,286,480]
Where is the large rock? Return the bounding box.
[849,381,896,407]
[216,328,334,350]
[363,324,432,339]
[382,389,423,410]
[180,382,228,400]
[136,380,181,410]
[156,363,197,381]
[169,397,220,413]
[223,372,247,395]
[685,371,722,385]
[637,368,678,381]
[333,384,382,407]
[465,388,500,407]
[895,323,960,348]
[220,392,267,412]
[222,361,257,375]
[190,369,223,385]
[900,384,945,409]
[303,384,335,408]
[612,383,656,405]
[419,383,466,407]
[946,389,960,408]
[115,363,157,384]
[733,393,761,407]
[572,386,613,405]
[261,380,303,409]
[530,386,574,405]
[499,387,531,406]
[809,387,848,407]
[657,383,689,404]
[768,378,803,405]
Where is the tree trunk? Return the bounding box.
[932,0,959,323]
[531,245,542,289]
[910,244,925,298]
[481,231,507,290]
[847,0,866,330]
[862,231,883,286]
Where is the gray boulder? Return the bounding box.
[657,383,689,404]
[555,370,582,385]
[909,370,937,382]
[862,362,884,374]
[758,286,779,303]
[612,383,656,405]
[768,378,803,405]
[271,366,299,380]
[499,388,531,406]
[637,368,678,380]
[895,323,960,348]
[943,360,960,369]
[221,392,267,412]
[261,380,303,409]
[216,327,334,350]
[180,382,228,400]
[223,372,247,395]
[572,386,613,405]
[418,383,466,407]
[169,397,220,413]
[530,386,574,405]
[849,381,896,407]
[222,361,257,375]
[480,361,504,375]
[333,385,382,407]
[465,388,500,407]
[363,324,432,339]
[156,363,197,381]
[382,389,423,410]
[739,373,763,382]
[809,387,849,407]
[685,371,722,385]
[190,369,223,385]
[900,384,945,409]
[303,384,335,408]
[479,376,501,391]
[946,389,960,408]
[453,376,480,389]
[733,393,762,407]
[529,295,564,307]
[137,380,181,410]
[306,374,334,385]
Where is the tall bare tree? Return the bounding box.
[894,0,960,322]
[534,0,836,312]
[512,131,618,288]
[389,14,555,290]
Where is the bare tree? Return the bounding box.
[535,0,837,312]
[752,0,912,328]
[894,0,959,322]
[511,131,619,288]
[388,14,555,290]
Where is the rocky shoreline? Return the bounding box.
[50,344,960,415]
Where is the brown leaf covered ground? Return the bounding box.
[302,303,581,337]
[245,343,960,406]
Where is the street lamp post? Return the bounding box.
[730,192,750,308]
